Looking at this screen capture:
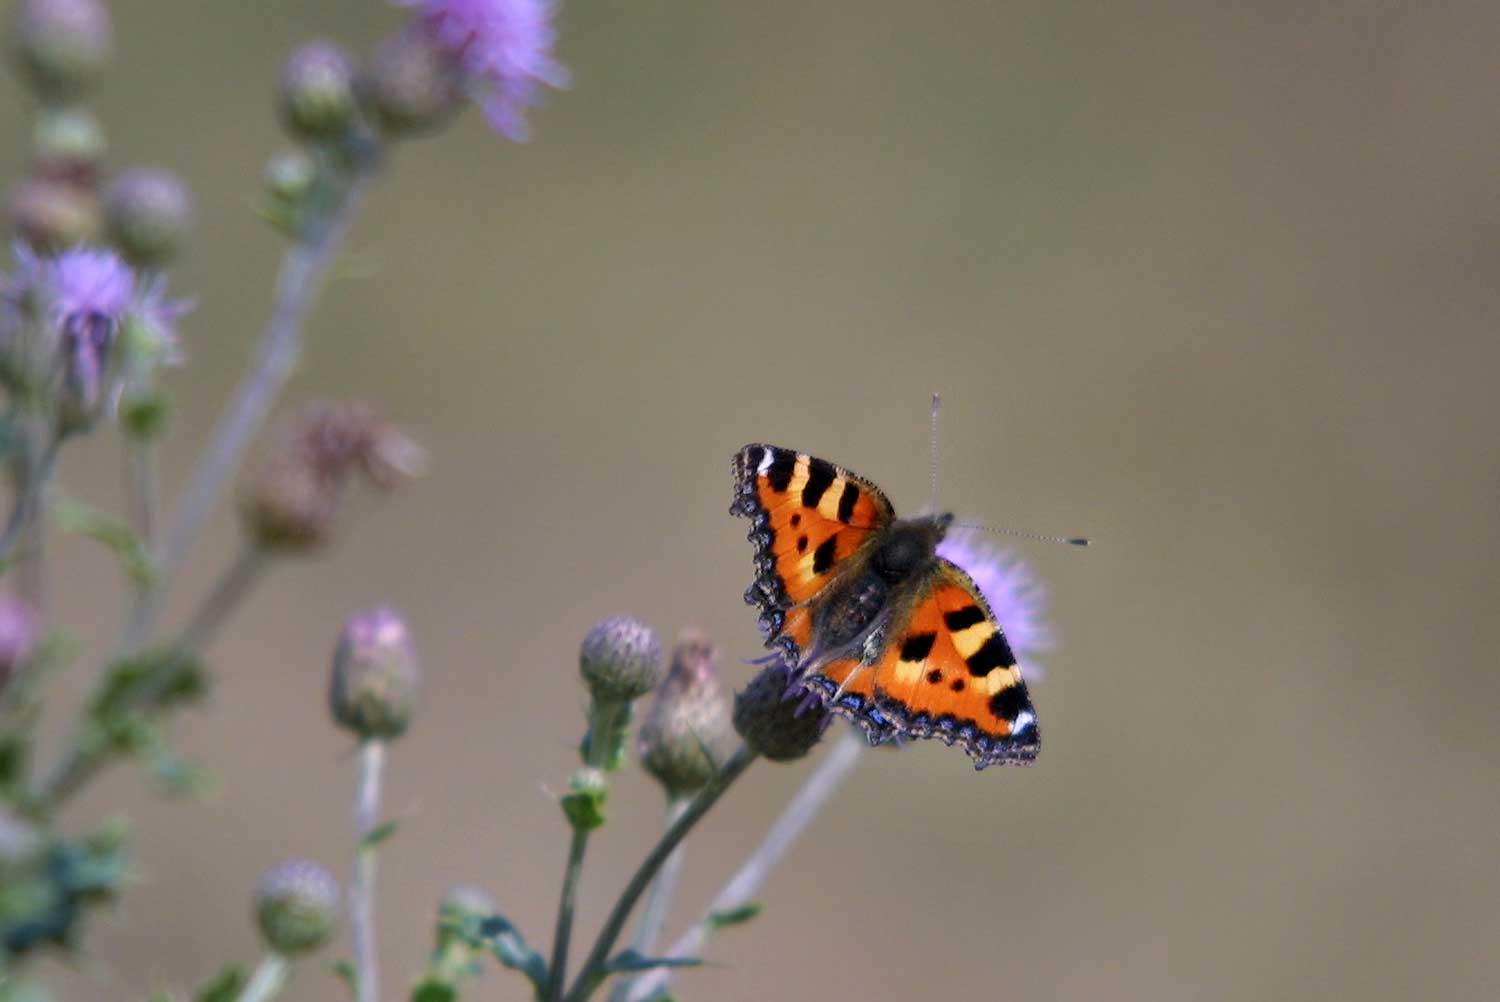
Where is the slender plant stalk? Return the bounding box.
[352,739,387,1002]
[33,542,269,807]
[124,168,376,652]
[626,729,867,1002]
[234,952,290,1002]
[563,744,759,1002]
[546,699,629,1001]
[0,430,62,567]
[126,436,160,548]
[607,798,690,1002]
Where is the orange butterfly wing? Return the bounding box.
[731,445,894,662]
[806,560,1040,769]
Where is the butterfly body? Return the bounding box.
[731,444,1040,769]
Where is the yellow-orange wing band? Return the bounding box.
[731,444,894,662]
[804,560,1040,768]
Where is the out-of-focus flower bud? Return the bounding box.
[638,630,732,799]
[330,606,420,741]
[579,615,662,705]
[279,41,358,141]
[242,402,423,554]
[264,150,316,203]
[8,0,112,100]
[362,26,463,137]
[103,168,192,267]
[0,593,40,694]
[32,106,106,182]
[10,176,100,250]
[254,859,340,955]
[733,661,830,762]
[559,767,609,831]
[438,884,495,930]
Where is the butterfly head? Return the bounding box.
[872,512,953,585]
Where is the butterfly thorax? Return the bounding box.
[812,513,952,657]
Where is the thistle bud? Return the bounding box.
[579,615,662,704]
[104,168,192,267]
[33,106,106,181]
[264,150,316,202]
[242,457,337,552]
[254,859,339,955]
[279,41,357,141]
[559,767,609,831]
[0,593,40,694]
[438,884,495,929]
[638,630,733,798]
[330,606,419,740]
[8,0,112,100]
[10,176,100,250]
[362,27,463,137]
[733,662,830,762]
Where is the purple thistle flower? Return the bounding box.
[47,246,135,332]
[393,0,569,141]
[938,529,1055,671]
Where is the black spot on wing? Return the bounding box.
[801,458,837,508]
[950,678,966,692]
[900,631,937,662]
[926,668,943,684]
[796,534,809,553]
[966,633,1016,677]
[766,450,797,492]
[811,535,839,575]
[836,480,859,523]
[943,605,986,631]
[988,684,1031,722]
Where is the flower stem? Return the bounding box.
[563,744,759,1002]
[125,435,159,549]
[352,739,387,1002]
[625,729,866,1002]
[124,167,376,652]
[234,952,290,1002]
[606,798,690,1002]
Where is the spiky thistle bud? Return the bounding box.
[8,0,112,100]
[32,106,106,182]
[579,615,662,704]
[254,859,339,955]
[104,168,192,267]
[10,176,100,250]
[362,26,463,137]
[279,41,358,141]
[733,661,830,762]
[638,629,732,798]
[330,606,420,740]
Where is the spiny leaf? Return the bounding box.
[706,901,762,929]
[603,950,702,974]
[193,965,247,1002]
[359,819,399,850]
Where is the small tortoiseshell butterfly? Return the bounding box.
[731,444,1042,769]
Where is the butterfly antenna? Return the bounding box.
[952,522,1091,547]
[927,392,942,513]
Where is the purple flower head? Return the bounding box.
[394,0,569,141]
[47,246,135,333]
[937,529,1055,671]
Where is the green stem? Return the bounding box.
[234,952,290,1002]
[563,744,758,1002]
[351,740,387,1002]
[607,798,690,1002]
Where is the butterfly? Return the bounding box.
[730,444,1040,769]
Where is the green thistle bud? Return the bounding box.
[264,150,316,202]
[254,859,339,955]
[9,176,100,250]
[559,767,609,831]
[103,168,192,267]
[8,0,112,100]
[329,606,420,740]
[279,41,357,141]
[32,106,106,180]
[733,662,830,762]
[638,629,733,798]
[579,615,662,704]
[361,27,463,137]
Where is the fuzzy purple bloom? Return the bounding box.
[46,246,135,332]
[938,529,1055,669]
[393,0,569,141]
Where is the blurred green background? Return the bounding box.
[6,0,1498,999]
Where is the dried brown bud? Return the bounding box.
[638,630,733,798]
